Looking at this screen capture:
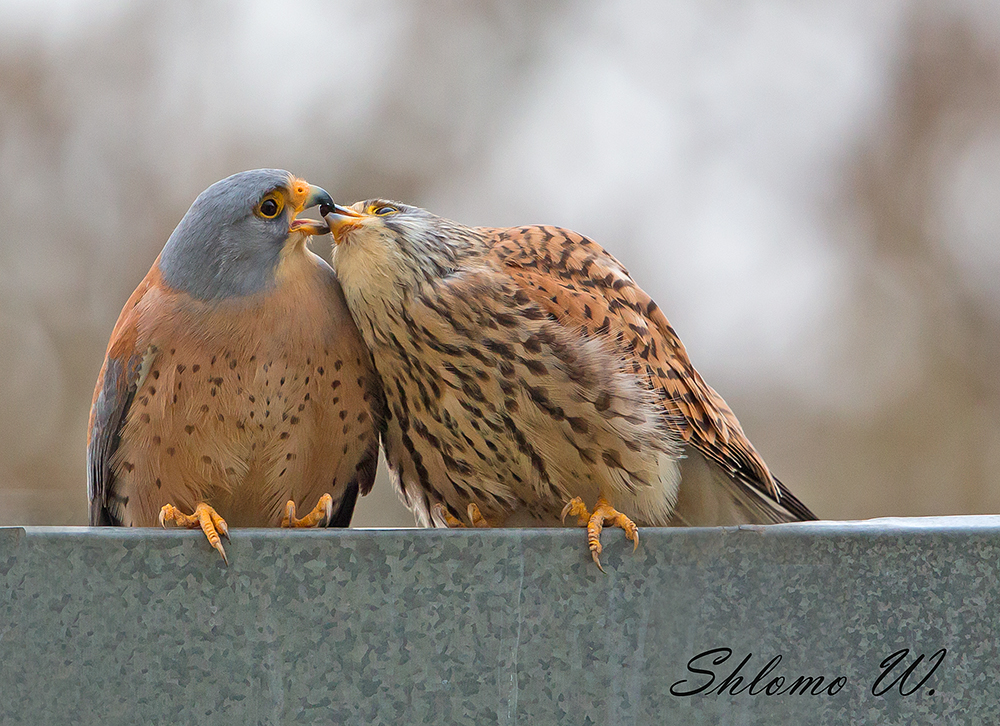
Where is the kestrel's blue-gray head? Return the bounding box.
[158,169,333,300]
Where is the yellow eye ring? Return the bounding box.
[371,204,398,216]
[257,193,284,219]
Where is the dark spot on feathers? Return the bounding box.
[200,405,209,413]
[279,431,289,440]
[523,359,547,376]
[155,478,161,489]
[192,364,200,372]
[602,450,625,469]
[176,364,186,374]
[495,312,518,327]
[152,435,161,445]
[290,416,300,425]
[184,425,195,434]
[140,413,150,423]
[121,461,134,473]
[202,456,212,465]
[167,447,176,456]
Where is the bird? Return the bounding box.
[87,170,385,563]
[321,199,816,569]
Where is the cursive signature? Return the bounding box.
[670,647,946,698]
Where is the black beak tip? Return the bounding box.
[319,203,333,218]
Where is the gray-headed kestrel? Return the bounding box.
[322,200,816,568]
[88,170,384,563]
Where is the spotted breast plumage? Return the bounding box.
[322,199,815,567]
[88,170,385,562]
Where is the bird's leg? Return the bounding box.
[561,495,639,572]
[282,493,334,528]
[467,502,491,528]
[433,502,493,528]
[159,502,230,564]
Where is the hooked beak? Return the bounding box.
[288,183,335,236]
[322,203,365,245]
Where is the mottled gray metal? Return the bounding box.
[0,518,995,725]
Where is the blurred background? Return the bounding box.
[1,0,999,527]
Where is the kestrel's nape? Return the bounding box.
[322,200,816,568]
[88,170,385,563]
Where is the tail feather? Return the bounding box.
[667,446,816,526]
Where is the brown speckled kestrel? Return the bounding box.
[322,199,816,569]
[88,170,385,563]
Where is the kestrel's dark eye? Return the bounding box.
[259,198,279,218]
[373,205,398,216]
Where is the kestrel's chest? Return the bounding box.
[131,277,363,427]
[118,334,341,470]
[370,322,538,506]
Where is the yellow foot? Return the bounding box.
[433,502,492,528]
[159,502,230,565]
[560,495,639,572]
[282,493,334,528]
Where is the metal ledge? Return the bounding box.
[0,518,996,724]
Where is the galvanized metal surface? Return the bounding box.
[0,518,995,724]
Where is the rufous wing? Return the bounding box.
[87,271,159,526]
